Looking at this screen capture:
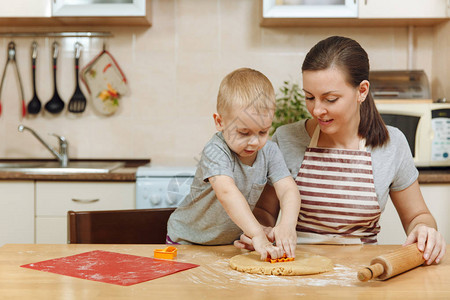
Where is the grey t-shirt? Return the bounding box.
[167,132,291,245]
[272,119,419,212]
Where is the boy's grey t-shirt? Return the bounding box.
[272,119,419,212]
[167,132,291,245]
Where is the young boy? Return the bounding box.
[166,68,301,260]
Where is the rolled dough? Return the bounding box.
[229,251,333,276]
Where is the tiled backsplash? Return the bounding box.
[0,0,444,166]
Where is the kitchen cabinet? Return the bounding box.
[262,0,358,19]
[0,181,35,246]
[0,0,51,17]
[378,183,450,245]
[53,0,146,17]
[261,0,449,27]
[359,0,448,19]
[35,181,135,244]
[0,0,151,26]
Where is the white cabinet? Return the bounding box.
[261,0,449,26]
[0,0,51,17]
[262,0,357,19]
[359,0,448,19]
[35,181,135,244]
[52,0,146,17]
[0,181,35,246]
[378,184,450,245]
[0,0,150,26]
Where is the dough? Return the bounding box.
[229,251,333,276]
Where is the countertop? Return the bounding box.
[0,244,448,299]
[0,159,448,183]
[417,168,450,184]
[0,159,150,182]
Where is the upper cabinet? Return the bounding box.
[261,0,449,27]
[359,0,448,19]
[53,0,146,17]
[0,0,51,17]
[0,0,151,26]
[262,0,357,19]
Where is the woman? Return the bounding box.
[235,36,446,265]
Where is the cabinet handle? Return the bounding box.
[71,198,100,203]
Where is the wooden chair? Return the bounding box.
[67,208,175,244]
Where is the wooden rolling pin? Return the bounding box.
[357,243,425,281]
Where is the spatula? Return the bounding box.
[68,42,86,113]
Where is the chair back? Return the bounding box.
[67,208,175,244]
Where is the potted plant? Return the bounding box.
[271,80,310,135]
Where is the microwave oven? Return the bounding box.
[375,101,450,167]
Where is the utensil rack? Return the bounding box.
[0,32,113,38]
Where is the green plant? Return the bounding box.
[271,80,310,135]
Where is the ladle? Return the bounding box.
[27,42,41,114]
[44,42,65,114]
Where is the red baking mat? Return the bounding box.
[20,250,199,286]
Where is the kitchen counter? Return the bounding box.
[0,159,150,182]
[0,160,448,183]
[417,168,450,184]
[0,244,448,299]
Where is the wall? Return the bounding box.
[0,0,437,166]
[432,20,450,100]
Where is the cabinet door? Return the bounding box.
[35,181,135,244]
[53,0,146,16]
[0,181,34,246]
[359,0,448,18]
[420,184,450,243]
[0,0,51,17]
[378,183,450,245]
[262,0,358,18]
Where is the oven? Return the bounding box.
[135,166,196,209]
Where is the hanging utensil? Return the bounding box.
[0,41,26,118]
[27,42,42,115]
[44,41,65,114]
[68,42,86,113]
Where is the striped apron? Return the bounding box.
[295,125,381,244]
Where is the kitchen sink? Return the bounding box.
[0,161,125,174]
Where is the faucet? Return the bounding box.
[18,125,69,167]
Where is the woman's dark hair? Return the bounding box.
[302,36,389,148]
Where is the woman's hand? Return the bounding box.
[403,223,446,265]
[391,180,446,265]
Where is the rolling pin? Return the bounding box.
[357,243,425,281]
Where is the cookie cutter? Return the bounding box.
[154,246,177,260]
[265,253,295,263]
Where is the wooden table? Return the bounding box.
[0,244,448,299]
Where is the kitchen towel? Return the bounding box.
[20,250,199,286]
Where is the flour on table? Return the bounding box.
[229,250,333,276]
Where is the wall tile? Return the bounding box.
[0,0,445,165]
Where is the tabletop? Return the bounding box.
[0,243,448,299]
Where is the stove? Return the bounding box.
[135,166,196,209]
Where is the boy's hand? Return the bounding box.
[273,224,297,258]
[252,233,283,261]
[234,226,274,251]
